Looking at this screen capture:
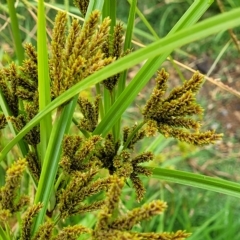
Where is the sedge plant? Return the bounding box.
[0,0,240,239]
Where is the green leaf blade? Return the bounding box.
[149,167,240,198]
[37,0,52,161]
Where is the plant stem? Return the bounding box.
[6,0,24,64]
[72,117,91,138]
[37,0,52,163]
[123,121,145,150]
[96,83,105,119]
[115,0,137,142]
[32,106,68,233]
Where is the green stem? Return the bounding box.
[103,0,116,31]
[32,105,68,233]
[96,83,104,119]
[0,225,9,240]
[32,94,79,233]
[103,87,111,115]
[123,121,145,150]
[54,213,61,225]
[64,0,70,27]
[72,117,91,138]
[117,0,137,97]
[37,0,52,163]
[111,90,119,141]
[128,0,186,82]
[54,172,65,192]
[102,0,117,136]
[6,0,24,64]
[127,0,157,39]
[160,183,164,232]
[115,0,137,142]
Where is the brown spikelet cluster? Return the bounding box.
[123,123,146,149]
[50,10,113,99]
[0,44,40,146]
[134,230,191,240]
[57,135,117,220]
[102,23,124,91]
[0,113,7,129]
[52,225,90,240]
[129,152,153,201]
[0,64,19,117]
[143,69,223,145]
[94,133,120,173]
[57,169,108,219]
[16,44,39,139]
[112,151,153,201]
[78,95,100,132]
[59,131,153,211]
[20,203,43,240]
[73,0,89,16]
[67,132,151,201]
[60,135,102,174]
[144,119,158,137]
[93,175,190,239]
[25,151,41,181]
[0,159,29,217]
[32,221,54,240]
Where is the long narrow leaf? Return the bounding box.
[127,0,158,39]
[85,0,104,19]
[37,0,52,161]
[32,104,72,232]
[102,0,116,135]
[0,225,10,240]
[1,8,240,160]
[148,167,240,198]
[115,0,137,140]
[6,0,24,64]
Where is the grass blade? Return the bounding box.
[115,0,137,140]
[127,0,158,39]
[102,0,117,138]
[37,0,52,161]
[148,167,240,198]
[6,0,24,64]
[32,104,73,232]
